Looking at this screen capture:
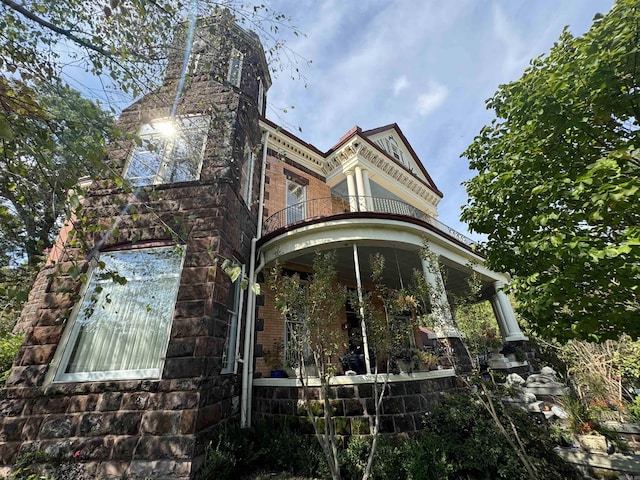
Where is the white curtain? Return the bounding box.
[57,246,184,382]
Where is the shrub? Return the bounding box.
[418,394,582,480]
[627,395,640,423]
[197,421,326,480]
[0,332,23,385]
[197,427,260,480]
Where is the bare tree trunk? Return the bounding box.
[362,361,390,480]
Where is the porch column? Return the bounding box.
[354,165,367,212]
[345,170,358,212]
[492,281,528,341]
[421,257,462,338]
[362,169,373,211]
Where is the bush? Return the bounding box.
[417,394,582,480]
[0,332,22,385]
[628,395,640,423]
[197,426,260,480]
[197,421,326,480]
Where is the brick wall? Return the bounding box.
[263,153,330,222]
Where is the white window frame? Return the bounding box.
[241,142,255,207]
[257,79,265,115]
[50,246,185,383]
[286,178,306,224]
[221,263,245,374]
[124,115,210,186]
[227,48,244,88]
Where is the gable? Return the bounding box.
[362,126,438,193]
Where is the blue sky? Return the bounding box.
[264,0,615,239]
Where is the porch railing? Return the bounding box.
[263,196,477,249]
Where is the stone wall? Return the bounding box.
[253,373,462,435]
[0,15,266,480]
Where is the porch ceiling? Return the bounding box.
[271,244,494,301]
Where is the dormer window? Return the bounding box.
[228,48,244,87]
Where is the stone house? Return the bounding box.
[0,13,528,479]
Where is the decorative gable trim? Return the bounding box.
[361,123,443,197]
[324,136,442,207]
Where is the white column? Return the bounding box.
[489,296,508,338]
[362,168,373,211]
[345,170,358,212]
[354,165,367,212]
[421,257,462,338]
[493,281,528,341]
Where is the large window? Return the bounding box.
[286,178,306,224]
[53,246,185,382]
[124,115,210,186]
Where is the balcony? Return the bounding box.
[263,196,477,250]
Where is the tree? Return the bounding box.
[462,0,640,341]
[269,252,347,480]
[0,82,116,268]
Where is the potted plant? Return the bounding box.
[416,350,439,370]
[264,340,287,378]
[484,329,502,353]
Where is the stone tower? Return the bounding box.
[0,12,270,479]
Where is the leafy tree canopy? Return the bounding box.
[0,82,116,268]
[462,0,640,342]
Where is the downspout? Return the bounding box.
[240,130,269,428]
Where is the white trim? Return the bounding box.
[50,246,186,384]
[253,368,456,387]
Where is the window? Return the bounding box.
[53,246,185,382]
[227,48,244,87]
[240,143,255,206]
[257,79,265,115]
[124,115,210,186]
[286,178,306,224]
[221,263,244,373]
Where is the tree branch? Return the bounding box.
[0,0,113,58]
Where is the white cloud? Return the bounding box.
[393,76,410,96]
[415,82,449,117]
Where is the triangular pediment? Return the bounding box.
[361,124,439,194]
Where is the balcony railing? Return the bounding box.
[263,196,477,249]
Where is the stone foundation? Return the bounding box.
[252,370,462,435]
[0,376,241,479]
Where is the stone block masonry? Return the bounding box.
[0,13,268,480]
[252,373,463,435]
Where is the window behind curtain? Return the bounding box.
[125,115,210,186]
[240,143,255,207]
[54,246,185,382]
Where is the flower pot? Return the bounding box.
[270,369,287,378]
